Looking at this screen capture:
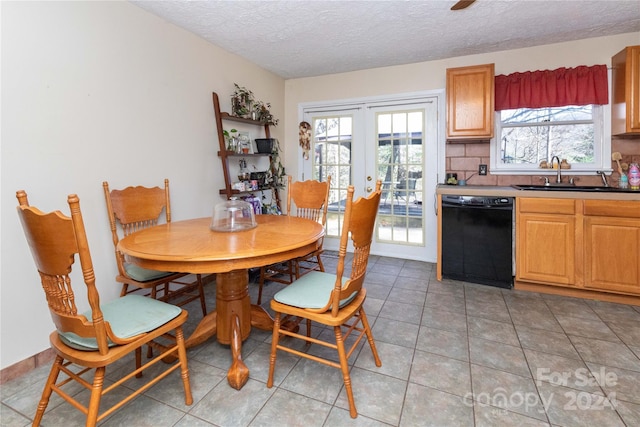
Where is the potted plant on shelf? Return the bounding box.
[231,84,279,125]
[231,84,254,118]
[223,128,238,151]
[252,101,279,126]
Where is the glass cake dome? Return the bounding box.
[210,198,257,232]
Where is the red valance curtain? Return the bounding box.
[494,65,608,111]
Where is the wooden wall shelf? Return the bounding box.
[212,92,280,210]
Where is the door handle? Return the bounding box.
[366,187,372,192]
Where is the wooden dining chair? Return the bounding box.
[267,181,383,418]
[103,180,206,316]
[16,190,193,427]
[257,175,331,304]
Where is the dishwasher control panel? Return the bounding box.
[442,195,513,207]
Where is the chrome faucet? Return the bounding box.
[596,170,609,187]
[550,156,562,184]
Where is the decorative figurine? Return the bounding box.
[299,121,312,160]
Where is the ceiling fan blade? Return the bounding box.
[451,0,476,10]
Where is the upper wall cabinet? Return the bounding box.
[446,63,495,141]
[612,45,640,136]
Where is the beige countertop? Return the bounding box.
[436,184,640,201]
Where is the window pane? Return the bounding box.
[375,109,424,245]
[501,105,592,123]
[501,123,594,165]
[498,105,595,166]
[312,115,353,237]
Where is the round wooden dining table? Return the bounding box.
[117,214,324,389]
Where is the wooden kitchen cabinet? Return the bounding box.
[516,196,640,303]
[583,200,640,294]
[516,198,577,286]
[612,45,640,136]
[446,63,495,140]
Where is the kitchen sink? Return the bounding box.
[511,184,637,193]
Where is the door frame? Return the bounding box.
[297,90,446,263]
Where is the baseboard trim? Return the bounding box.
[515,281,640,306]
[0,347,55,385]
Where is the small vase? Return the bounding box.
[227,136,237,152]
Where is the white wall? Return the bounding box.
[1,1,284,370]
[282,33,640,172]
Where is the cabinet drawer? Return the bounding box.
[518,198,576,215]
[584,200,640,219]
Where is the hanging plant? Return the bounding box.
[265,138,286,188]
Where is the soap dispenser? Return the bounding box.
[629,163,640,190]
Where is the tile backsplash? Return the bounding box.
[445,136,640,187]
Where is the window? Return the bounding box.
[492,104,605,172]
[491,64,610,174]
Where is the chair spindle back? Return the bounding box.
[16,191,111,354]
[287,175,331,224]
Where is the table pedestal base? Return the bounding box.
[183,269,274,389]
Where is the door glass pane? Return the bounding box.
[312,116,352,237]
[376,110,424,245]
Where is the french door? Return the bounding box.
[301,94,440,262]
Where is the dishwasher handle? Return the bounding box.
[442,202,513,211]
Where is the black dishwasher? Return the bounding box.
[441,195,514,289]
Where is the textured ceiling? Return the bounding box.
[131,0,640,79]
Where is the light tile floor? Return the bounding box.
[2,253,640,426]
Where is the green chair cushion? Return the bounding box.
[58,294,182,351]
[124,263,174,282]
[273,271,357,309]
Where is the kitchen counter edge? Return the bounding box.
[436,184,640,201]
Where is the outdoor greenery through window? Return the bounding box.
[312,116,352,237]
[375,111,424,245]
[494,104,604,171]
[310,110,425,243]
